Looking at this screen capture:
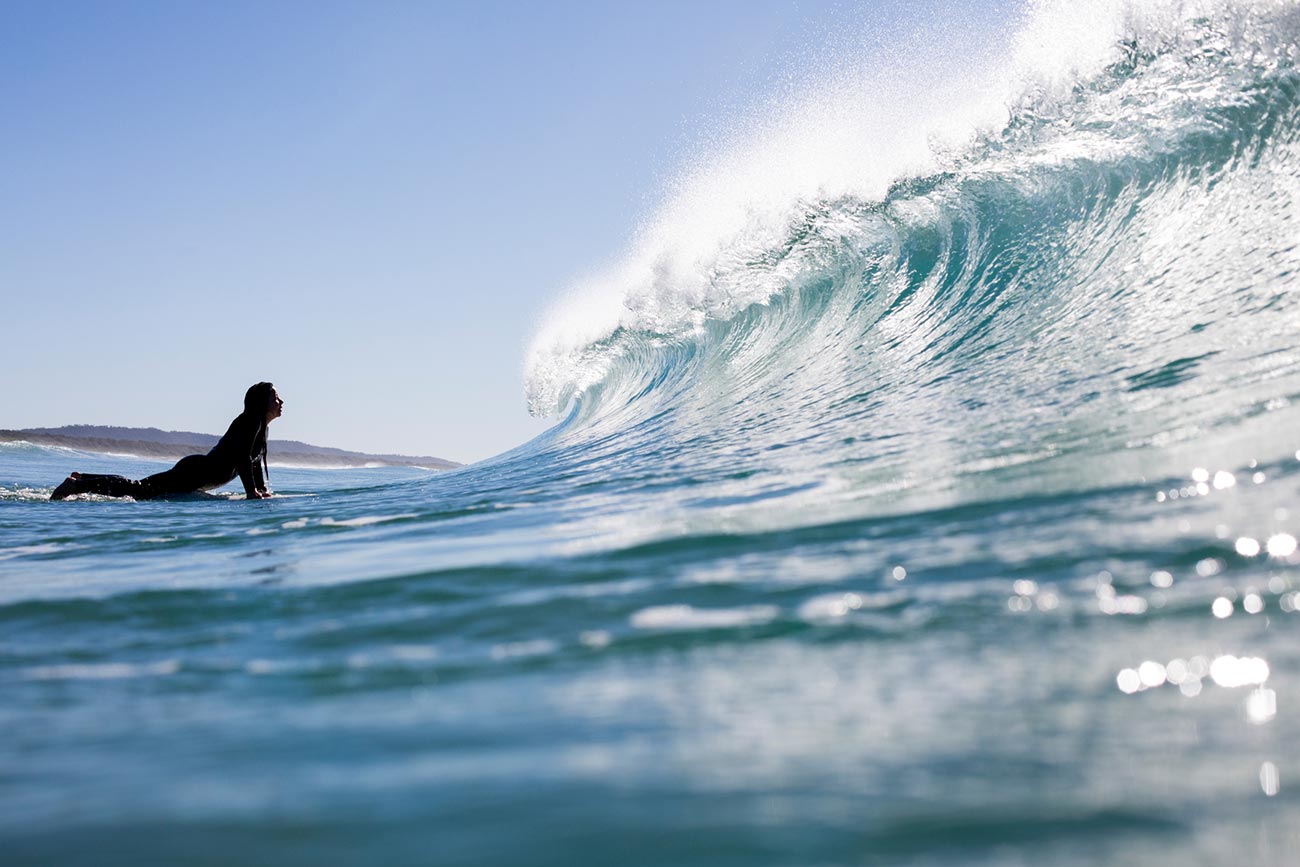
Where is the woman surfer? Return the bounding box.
[50,382,284,501]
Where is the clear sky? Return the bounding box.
[1,0,1017,463]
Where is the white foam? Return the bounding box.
[320,514,417,528]
[630,604,779,631]
[490,639,558,660]
[0,543,71,561]
[798,591,905,622]
[24,659,180,681]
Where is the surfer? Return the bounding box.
[50,382,284,501]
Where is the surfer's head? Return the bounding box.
[244,382,283,423]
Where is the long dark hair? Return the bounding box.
[243,381,274,483]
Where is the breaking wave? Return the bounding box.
[523,0,1300,513]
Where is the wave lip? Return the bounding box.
[525,0,1300,424]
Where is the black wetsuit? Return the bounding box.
[71,414,268,500]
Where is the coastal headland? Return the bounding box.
[0,426,460,470]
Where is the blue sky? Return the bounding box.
[1,0,1017,463]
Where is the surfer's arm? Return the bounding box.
[237,456,265,499]
[251,454,269,496]
[228,417,269,499]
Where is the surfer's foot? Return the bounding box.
[50,473,81,501]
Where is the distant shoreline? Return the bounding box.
[0,427,461,471]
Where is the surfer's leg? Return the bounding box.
[51,454,211,501]
[140,455,209,497]
[54,473,153,499]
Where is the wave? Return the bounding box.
[0,440,106,459]
[524,0,1300,473]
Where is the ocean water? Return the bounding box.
[5,1,1300,863]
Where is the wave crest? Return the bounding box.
[525,0,1300,437]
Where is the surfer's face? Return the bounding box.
[266,388,284,423]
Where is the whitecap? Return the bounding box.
[490,639,558,660]
[630,604,779,631]
[24,659,180,681]
[0,543,70,561]
[320,514,417,528]
[798,590,905,622]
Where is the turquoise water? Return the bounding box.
[6,1,1300,863]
